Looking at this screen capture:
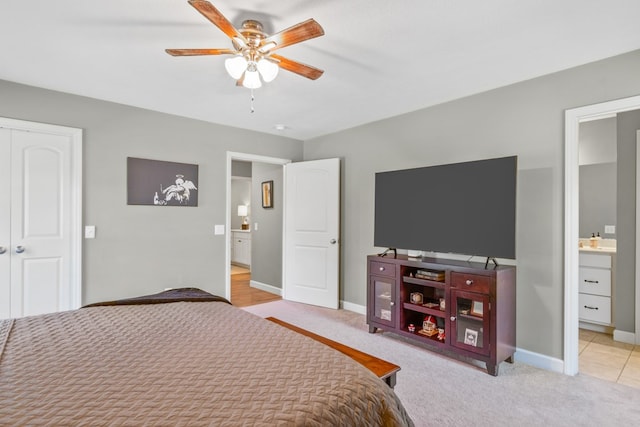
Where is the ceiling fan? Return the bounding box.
[166,0,325,89]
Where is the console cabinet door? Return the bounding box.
[369,275,396,328]
[450,289,491,356]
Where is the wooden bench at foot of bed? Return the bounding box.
[266,317,400,388]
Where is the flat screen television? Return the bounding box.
[374,156,517,260]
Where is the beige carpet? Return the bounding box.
[243,300,640,427]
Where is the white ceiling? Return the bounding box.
[2,1,640,141]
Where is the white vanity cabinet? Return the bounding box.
[578,252,613,326]
[231,230,251,267]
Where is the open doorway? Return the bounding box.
[564,94,640,376]
[225,152,290,306]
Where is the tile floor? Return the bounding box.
[579,328,640,388]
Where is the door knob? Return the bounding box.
[0,246,6,255]
[330,239,337,244]
[15,245,25,254]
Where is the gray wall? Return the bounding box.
[616,110,640,332]
[230,177,251,230]
[304,49,640,359]
[579,117,617,165]
[250,163,283,288]
[0,79,303,304]
[579,163,616,238]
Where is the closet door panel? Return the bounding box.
[0,129,10,319]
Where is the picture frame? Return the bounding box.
[463,328,478,347]
[261,180,273,208]
[127,157,198,207]
[470,300,484,317]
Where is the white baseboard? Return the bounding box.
[613,329,636,345]
[579,321,613,334]
[341,301,366,315]
[250,280,282,296]
[514,347,564,374]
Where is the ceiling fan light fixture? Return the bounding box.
[225,56,247,79]
[242,69,262,89]
[257,58,279,82]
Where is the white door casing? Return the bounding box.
[564,95,640,375]
[283,158,340,309]
[0,118,82,319]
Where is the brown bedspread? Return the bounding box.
[0,291,413,426]
[82,287,231,307]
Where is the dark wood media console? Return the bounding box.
[367,254,516,376]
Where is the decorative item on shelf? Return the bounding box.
[408,324,416,333]
[439,297,445,311]
[414,269,445,282]
[409,292,423,304]
[464,328,479,347]
[470,300,484,317]
[418,328,438,337]
[423,302,439,308]
[237,205,249,230]
[423,315,437,332]
[437,328,445,341]
[380,309,391,321]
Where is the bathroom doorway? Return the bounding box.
[565,95,640,376]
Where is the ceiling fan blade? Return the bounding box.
[270,54,324,80]
[261,19,324,52]
[188,0,247,44]
[165,48,235,56]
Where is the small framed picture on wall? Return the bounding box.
[262,180,273,208]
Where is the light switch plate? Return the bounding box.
[604,225,615,234]
[214,225,225,235]
[84,225,96,239]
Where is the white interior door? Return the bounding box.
[0,129,11,317]
[0,119,82,319]
[283,158,340,309]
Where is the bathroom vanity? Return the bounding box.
[578,241,616,330]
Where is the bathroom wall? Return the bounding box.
[579,117,617,238]
[231,161,252,230]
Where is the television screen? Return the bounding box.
[374,156,517,259]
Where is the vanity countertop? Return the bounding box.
[231,229,251,233]
[579,238,616,254]
[579,246,616,254]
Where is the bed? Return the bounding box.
[0,288,413,426]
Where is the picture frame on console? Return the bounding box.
[464,328,478,347]
[471,301,484,317]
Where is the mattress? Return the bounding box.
[0,289,413,426]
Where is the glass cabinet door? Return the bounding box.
[370,276,395,327]
[450,289,490,355]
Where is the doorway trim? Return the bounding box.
[0,116,83,310]
[225,151,291,301]
[564,94,640,375]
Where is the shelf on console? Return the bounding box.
[403,302,445,317]
[403,276,445,288]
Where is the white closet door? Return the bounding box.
[0,118,81,320]
[0,129,11,318]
